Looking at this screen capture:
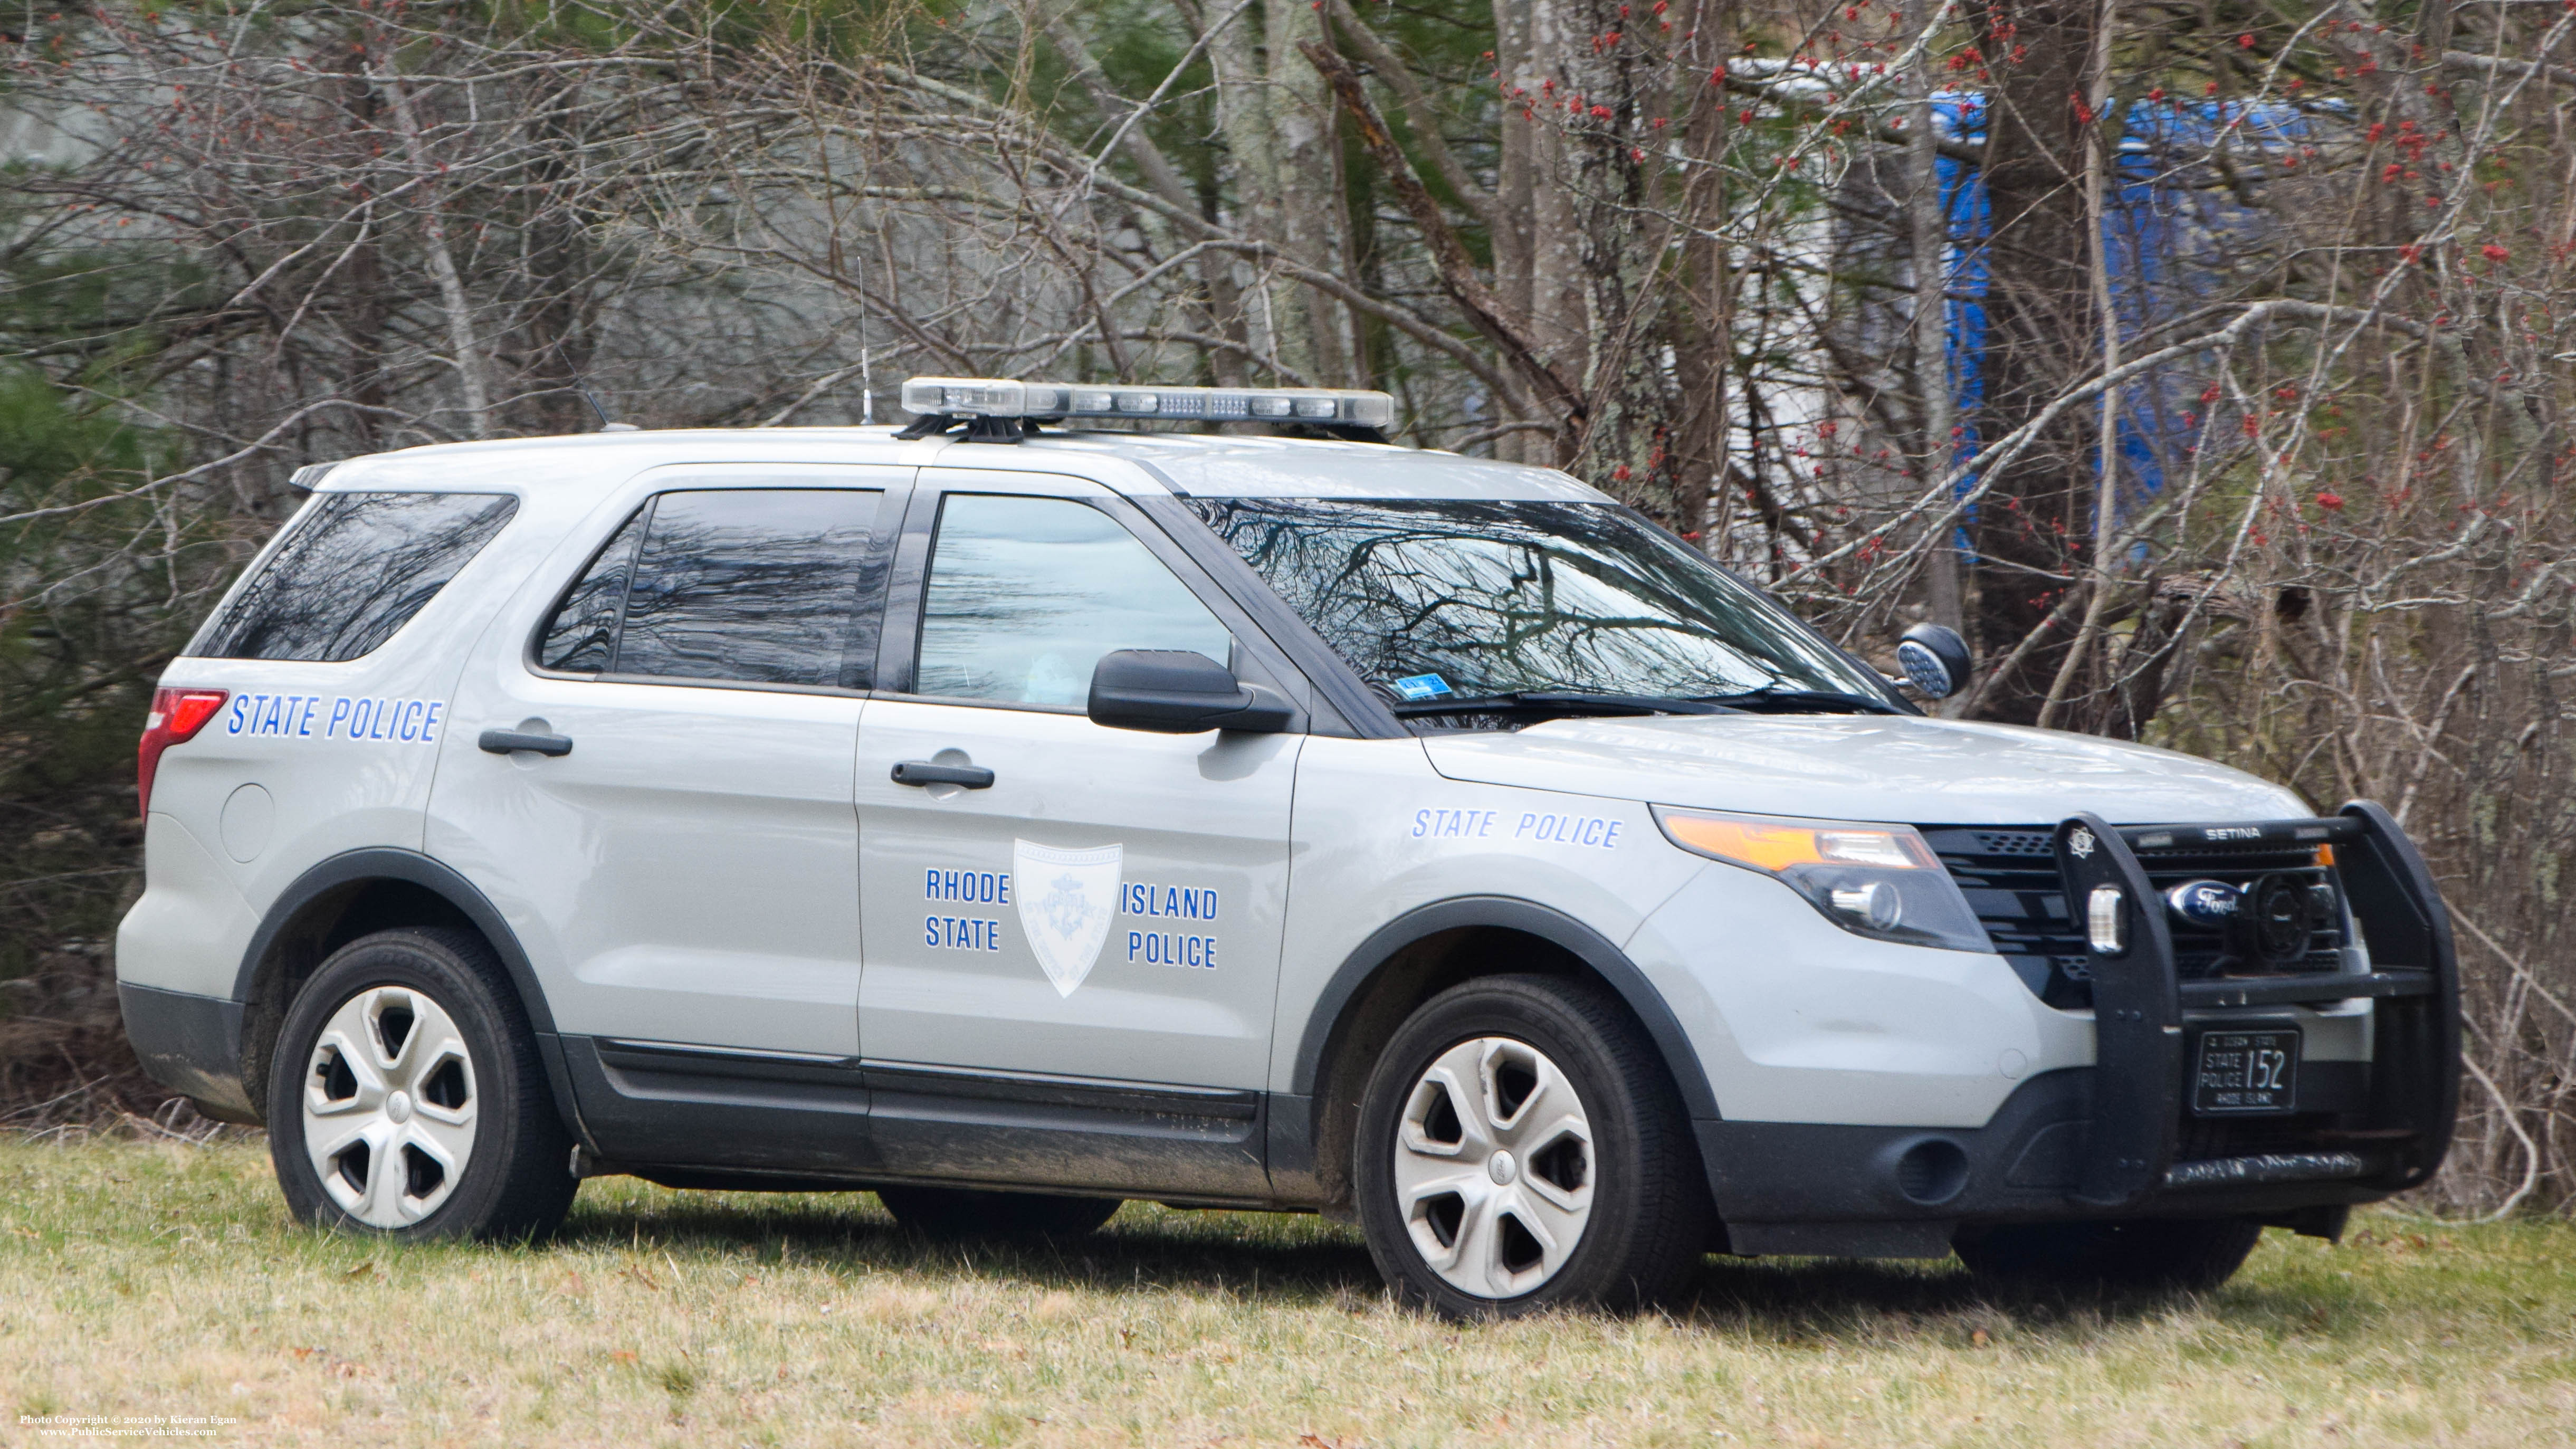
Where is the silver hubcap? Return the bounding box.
[301,986,478,1228]
[1393,1036,1596,1298]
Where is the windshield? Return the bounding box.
[1179,498,1892,714]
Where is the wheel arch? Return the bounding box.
[233,849,570,1131]
[1285,896,1719,1210]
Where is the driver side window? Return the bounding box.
[914,494,1232,708]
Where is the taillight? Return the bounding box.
[138,687,228,815]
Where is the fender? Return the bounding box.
[1290,895,1722,1120]
[232,847,557,1034]
[231,847,587,1143]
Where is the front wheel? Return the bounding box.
[1954,1216,2264,1292]
[1353,974,1709,1319]
[267,928,576,1242]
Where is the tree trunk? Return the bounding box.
[1496,0,1592,462]
[1212,1,1350,385]
[1905,0,1965,633]
[1963,0,2102,721]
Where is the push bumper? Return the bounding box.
[1704,799,2460,1257]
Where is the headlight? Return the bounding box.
[1652,807,1996,954]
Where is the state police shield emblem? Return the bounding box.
[1013,840,1123,997]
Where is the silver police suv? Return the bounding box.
[117,379,2460,1317]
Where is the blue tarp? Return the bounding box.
[1929,94,2317,522]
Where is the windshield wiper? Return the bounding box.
[1390,690,1739,719]
[1692,685,1905,716]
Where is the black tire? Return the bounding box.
[1353,974,1710,1319]
[876,1185,1123,1239]
[268,927,576,1242]
[1954,1215,2264,1292]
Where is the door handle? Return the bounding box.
[479,728,574,757]
[891,760,994,789]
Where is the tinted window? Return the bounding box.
[915,495,1231,708]
[536,489,884,688]
[191,492,517,662]
[536,509,647,673]
[1182,497,1886,704]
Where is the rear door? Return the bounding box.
[427,468,904,1059]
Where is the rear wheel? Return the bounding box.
[1954,1215,2264,1292]
[876,1185,1122,1239]
[267,928,576,1242]
[1353,974,1709,1319]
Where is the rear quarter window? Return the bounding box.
[188,491,518,662]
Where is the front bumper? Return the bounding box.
[1703,799,2460,1257]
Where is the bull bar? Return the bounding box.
[2057,799,2461,1209]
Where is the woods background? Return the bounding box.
[0,0,2566,1215]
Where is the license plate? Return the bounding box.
[2191,1026,2302,1115]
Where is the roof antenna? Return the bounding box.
[576,376,637,433]
[860,341,875,426]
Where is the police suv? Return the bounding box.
[117,378,2460,1317]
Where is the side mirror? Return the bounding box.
[1087,650,1293,735]
[1895,624,1973,700]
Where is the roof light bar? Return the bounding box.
[900,377,1395,431]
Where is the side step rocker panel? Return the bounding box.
[560,1036,1271,1203]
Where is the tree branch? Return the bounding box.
[1300,40,1585,441]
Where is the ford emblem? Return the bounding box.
[2164,879,2242,927]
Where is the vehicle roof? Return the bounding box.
[311,426,1612,504]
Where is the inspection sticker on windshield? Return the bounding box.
[1392,673,1453,701]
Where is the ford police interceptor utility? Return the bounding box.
[117,378,2460,1318]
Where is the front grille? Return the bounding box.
[1922,826,2349,1010]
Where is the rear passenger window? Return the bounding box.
[190,492,517,662]
[536,489,884,688]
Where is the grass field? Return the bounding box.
[2,1140,2571,1447]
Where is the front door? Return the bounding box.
[429,471,902,1060]
[854,476,1303,1122]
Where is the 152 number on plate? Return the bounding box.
[2192,1026,2301,1115]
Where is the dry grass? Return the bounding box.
[1,1139,2571,1447]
